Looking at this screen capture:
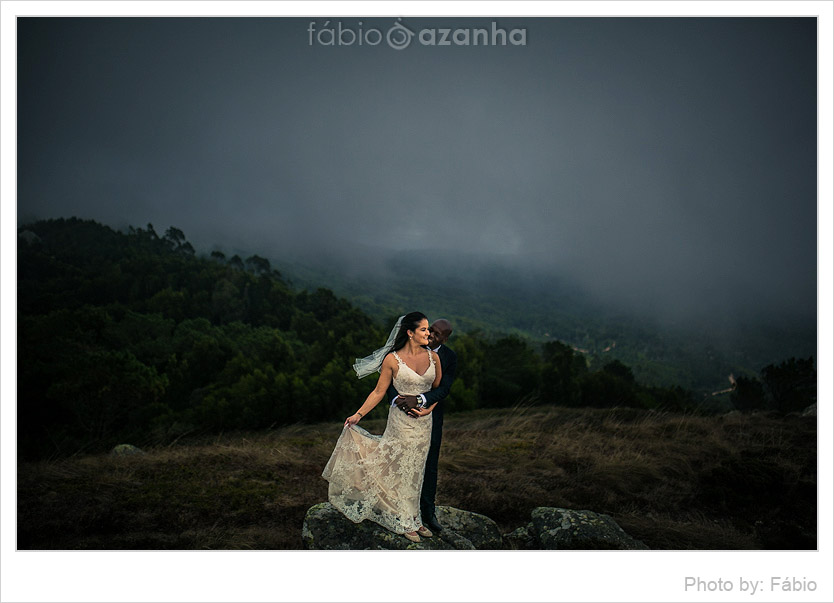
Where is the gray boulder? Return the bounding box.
[503,523,537,550]
[110,444,145,456]
[18,230,42,245]
[512,507,648,550]
[435,505,503,549]
[302,502,502,550]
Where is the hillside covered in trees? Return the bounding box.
[270,249,817,394]
[17,218,816,460]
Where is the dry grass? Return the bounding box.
[17,406,816,549]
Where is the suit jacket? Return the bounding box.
[387,344,457,419]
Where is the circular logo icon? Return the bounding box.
[387,19,414,50]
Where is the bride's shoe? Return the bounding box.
[404,531,421,543]
[416,526,433,538]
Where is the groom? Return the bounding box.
[388,318,456,534]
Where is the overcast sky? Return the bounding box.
[17,17,817,325]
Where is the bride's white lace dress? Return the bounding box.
[322,349,435,534]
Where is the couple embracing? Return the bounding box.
[321,312,456,543]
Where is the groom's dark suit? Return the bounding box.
[388,344,457,523]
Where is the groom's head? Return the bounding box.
[428,319,453,347]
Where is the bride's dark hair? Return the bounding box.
[391,311,428,352]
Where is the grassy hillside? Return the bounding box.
[18,405,816,550]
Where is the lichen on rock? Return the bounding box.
[527,507,649,550]
[110,444,145,456]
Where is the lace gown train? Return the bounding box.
[322,349,435,534]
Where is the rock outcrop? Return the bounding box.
[18,230,42,245]
[110,444,145,456]
[303,503,646,550]
[504,507,649,550]
[435,505,503,549]
[302,503,503,550]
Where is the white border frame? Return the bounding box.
[2,2,831,602]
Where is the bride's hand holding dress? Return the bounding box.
[341,355,396,427]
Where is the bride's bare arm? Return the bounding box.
[345,355,397,427]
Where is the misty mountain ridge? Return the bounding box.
[221,240,599,329]
[209,241,814,393]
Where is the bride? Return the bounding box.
[321,312,442,543]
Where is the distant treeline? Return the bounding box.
[17,218,816,460]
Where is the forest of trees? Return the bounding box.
[17,218,817,460]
